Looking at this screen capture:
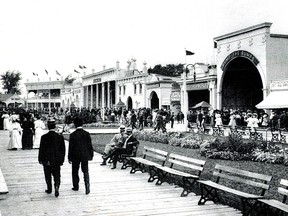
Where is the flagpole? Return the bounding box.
[183,49,188,131]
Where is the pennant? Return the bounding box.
[79,65,83,69]
[83,65,86,69]
[56,70,61,76]
[186,50,194,55]
[45,69,49,75]
[32,72,38,76]
[74,69,80,73]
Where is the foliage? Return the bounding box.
[0,70,22,94]
[148,64,184,77]
[200,135,258,160]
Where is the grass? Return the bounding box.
[90,132,288,213]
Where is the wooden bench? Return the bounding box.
[129,146,169,183]
[197,164,272,216]
[257,178,288,215]
[153,153,206,197]
[0,168,8,196]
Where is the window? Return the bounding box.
[134,84,137,94]
[139,83,142,94]
[119,86,121,95]
[123,86,126,95]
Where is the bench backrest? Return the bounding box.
[142,146,168,166]
[168,153,206,176]
[278,179,288,203]
[213,164,272,196]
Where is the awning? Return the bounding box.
[256,91,288,109]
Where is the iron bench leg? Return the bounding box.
[198,184,220,205]
[148,166,160,182]
[181,177,196,197]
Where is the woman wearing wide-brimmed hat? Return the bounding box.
[7,115,22,150]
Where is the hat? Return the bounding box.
[47,118,56,124]
[126,128,132,133]
[119,125,126,130]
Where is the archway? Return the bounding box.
[150,91,159,109]
[127,96,133,110]
[221,57,263,110]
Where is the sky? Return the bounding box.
[0,0,288,94]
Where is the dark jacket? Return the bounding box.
[68,128,94,162]
[38,130,66,166]
[125,135,139,153]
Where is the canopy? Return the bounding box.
[256,91,288,109]
[114,100,126,108]
[192,101,211,109]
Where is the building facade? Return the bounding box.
[214,22,288,110]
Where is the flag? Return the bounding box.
[32,72,38,76]
[56,70,61,76]
[79,65,83,69]
[45,69,48,75]
[74,69,80,73]
[186,50,194,55]
[83,65,86,69]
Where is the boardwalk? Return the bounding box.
[0,130,242,216]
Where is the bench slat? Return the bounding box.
[143,146,168,156]
[168,158,204,171]
[280,179,288,187]
[215,164,272,182]
[144,152,167,161]
[157,166,199,178]
[213,171,270,190]
[258,199,288,213]
[278,187,288,197]
[132,157,164,167]
[169,153,206,165]
[198,180,264,199]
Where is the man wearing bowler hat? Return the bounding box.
[68,117,94,195]
[38,118,66,197]
[109,127,139,169]
[100,125,128,166]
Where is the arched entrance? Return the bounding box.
[221,57,263,110]
[150,91,159,109]
[127,96,133,110]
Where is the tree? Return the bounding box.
[147,64,184,76]
[0,70,22,94]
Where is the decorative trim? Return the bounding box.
[217,45,221,53]
[262,33,267,43]
[221,50,259,71]
[237,40,241,49]
[249,37,253,46]
[227,43,230,52]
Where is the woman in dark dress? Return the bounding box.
[21,114,35,150]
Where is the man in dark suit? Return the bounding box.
[68,117,94,195]
[109,128,139,169]
[38,118,66,197]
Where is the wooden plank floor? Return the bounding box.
[0,130,242,216]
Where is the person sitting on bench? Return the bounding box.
[100,125,128,166]
[109,128,139,169]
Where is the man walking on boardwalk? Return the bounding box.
[38,118,66,197]
[68,117,94,195]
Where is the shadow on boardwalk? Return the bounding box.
[0,130,241,216]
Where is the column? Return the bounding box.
[101,83,105,119]
[96,84,99,108]
[107,81,111,108]
[85,86,89,108]
[142,83,146,107]
[48,90,51,114]
[90,85,93,110]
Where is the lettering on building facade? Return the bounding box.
[147,83,160,89]
[270,80,288,90]
[186,82,208,90]
[93,78,101,83]
[221,50,259,71]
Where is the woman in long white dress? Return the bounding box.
[33,116,45,149]
[7,117,22,150]
[2,112,10,130]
